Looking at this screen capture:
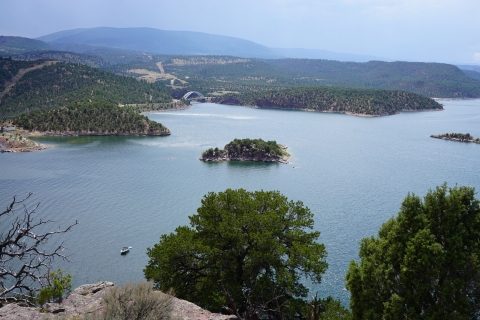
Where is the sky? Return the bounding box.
[0,0,479,64]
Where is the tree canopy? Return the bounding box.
[346,184,480,319]
[13,102,170,135]
[144,189,328,319]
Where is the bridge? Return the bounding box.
[182,91,205,100]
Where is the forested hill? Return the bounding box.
[260,60,480,98]
[0,57,173,117]
[213,87,443,116]
[0,36,52,56]
[13,102,170,136]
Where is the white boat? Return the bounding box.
[120,247,130,254]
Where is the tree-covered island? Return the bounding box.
[430,132,480,144]
[213,87,443,116]
[200,138,290,163]
[12,102,170,136]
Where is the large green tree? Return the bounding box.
[144,189,328,319]
[346,184,480,319]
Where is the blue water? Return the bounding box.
[1,100,479,305]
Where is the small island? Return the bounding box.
[430,133,480,144]
[200,138,290,164]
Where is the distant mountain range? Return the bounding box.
[30,27,377,62]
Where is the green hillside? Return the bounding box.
[213,87,443,116]
[13,102,170,135]
[0,36,52,56]
[12,50,107,68]
[118,56,480,99]
[263,59,480,98]
[0,58,173,117]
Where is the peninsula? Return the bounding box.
[200,138,289,164]
[12,103,170,137]
[1,103,170,152]
[0,128,49,152]
[430,133,480,144]
[213,87,443,117]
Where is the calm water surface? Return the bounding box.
[1,99,479,305]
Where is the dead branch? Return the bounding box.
[0,193,77,305]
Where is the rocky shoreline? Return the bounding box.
[430,133,480,144]
[0,282,236,320]
[0,130,50,153]
[28,130,171,137]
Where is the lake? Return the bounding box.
[1,99,479,305]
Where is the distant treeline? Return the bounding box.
[13,102,170,135]
[213,86,443,116]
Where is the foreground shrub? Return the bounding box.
[86,281,173,320]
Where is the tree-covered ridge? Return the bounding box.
[431,132,480,143]
[213,87,443,116]
[264,59,480,98]
[13,102,170,135]
[0,58,173,117]
[0,57,42,92]
[0,36,52,56]
[12,50,107,68]
[156,56,480,99]
[201,138,289,163]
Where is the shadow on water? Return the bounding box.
[30,135,170,146]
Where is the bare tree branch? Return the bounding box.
[0,193,77,305]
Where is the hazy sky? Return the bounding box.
[1,0,479,63]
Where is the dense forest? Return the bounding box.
[13,102,170,135]
[213,87,443,116]
[264,59,480,97]
[201,138,289,163]
[5,44,480,99]
[0,58,173,117]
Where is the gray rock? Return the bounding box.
[0,281,237,320]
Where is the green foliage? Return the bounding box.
[346,184,480,319]
[202,138,287,159]
[0,58,173,117]
[264,59,480,98]
[12,103,170,135]
[86,281,173,320]
[213,87,442,116]
[144,189,328,319]
[441,132,476,141]
[305,295,352,320]
[38,269,72,305]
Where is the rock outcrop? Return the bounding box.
[0,282,237,320]
[0,130,50,153]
